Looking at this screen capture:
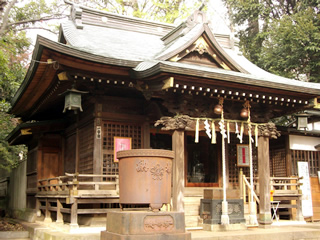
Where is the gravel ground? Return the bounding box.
[0,218,25,231]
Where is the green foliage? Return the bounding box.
[1,0,67,36]
[0,109,26,172]
[224,0,320,82]
[0,31,30,101]
[260,8,320,82]
[0,27,29,172]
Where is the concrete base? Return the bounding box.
[202,223,247,232]
[0,231,29,239]
[101,211,191,240]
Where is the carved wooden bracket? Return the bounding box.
[258,122,281,139]
[154,115,194,131]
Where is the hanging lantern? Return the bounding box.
[214,104,223,115]
[60,87,88,113]
[214,97,224,115]
[296,113,309,130]
[240,108,248,118]
[240,101,250,118]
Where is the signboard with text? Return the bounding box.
[298,162,313,217]
[114,137,131,162]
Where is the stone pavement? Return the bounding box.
[18,220,320,240]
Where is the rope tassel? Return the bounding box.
[211,121,216,144]
[255,124,258,147]
[195,118,199,143]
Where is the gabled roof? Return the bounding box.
[58,3,320,94]
[9,2,320,122]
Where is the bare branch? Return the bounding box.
[7,14,67,28]
[14,26,58,35]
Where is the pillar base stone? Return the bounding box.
[258,213,272,225]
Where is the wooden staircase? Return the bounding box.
[184,188,203,228]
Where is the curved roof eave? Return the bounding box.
[10,35,141,113]
[131,61,320,95]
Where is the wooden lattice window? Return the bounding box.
[228,133,258,186]
[270,148,286,177]
[102,122,142,176]
[291,150,320,176]
[78,123,94,174]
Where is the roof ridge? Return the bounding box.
[65,0,176,36]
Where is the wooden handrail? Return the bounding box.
[243,176,260,204]
[65,173,118,178]
[37,173,119,195]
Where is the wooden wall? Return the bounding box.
[78,122,94,174]
[64,133,76,173]
[311,177,320,221]
[37,134,63,180]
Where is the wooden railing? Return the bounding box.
[270,176,303,192]
[239,169,259,217]
[270,176,303,220]
[36,173,119,227]
[239,170,304,220]
[37,173,119,196]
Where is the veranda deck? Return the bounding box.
[36,173,119,227]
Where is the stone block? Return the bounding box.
[101,211,191,240]
[200,199,245,224]
[203,189,240,199]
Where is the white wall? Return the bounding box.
[289,135,320,151]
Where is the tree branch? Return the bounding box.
[7,14,67,28]
[0,0,18,35]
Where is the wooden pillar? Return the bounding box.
[257,123,280,226]
[56,199,63,224]
[70,199,78,228]
[75,118,79,173]
[44,198,52,223]
[172,130,185,212]
[93,103,102,175]
[143,122,150,148]
[258,135,272,225]
[36,198,41,217]
[285,135,292,176]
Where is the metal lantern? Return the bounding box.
[296,113,309,130]
[60,88,88,113]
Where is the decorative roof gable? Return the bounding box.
[156,10,247,73]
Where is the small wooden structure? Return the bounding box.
[6,2,320,227]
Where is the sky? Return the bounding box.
[206,0,231,34]
[27,0,231,45]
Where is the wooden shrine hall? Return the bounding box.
[6,2,320,228]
